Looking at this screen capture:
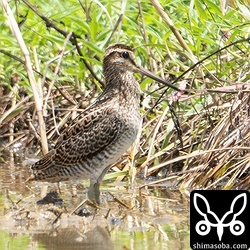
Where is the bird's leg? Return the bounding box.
[88,178,101,204]
[88,166,111,204]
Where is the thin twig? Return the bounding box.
[22,0,103,87]
[43,32,73,111]
[137,0,154,71]
[150,0,198,64]
[107,192,131,209]
[0,49,77,105]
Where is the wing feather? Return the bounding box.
[29,103,123,181]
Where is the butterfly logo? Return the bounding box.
[193,193,247,241]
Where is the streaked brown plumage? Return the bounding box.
[27,44,179,203]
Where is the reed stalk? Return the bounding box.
[1,0,48,154]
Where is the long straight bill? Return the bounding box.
[136,66,181,92]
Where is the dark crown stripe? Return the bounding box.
[105,44,134,57]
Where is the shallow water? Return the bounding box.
[0,149,190,250]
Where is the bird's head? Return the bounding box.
[103,43,181,91]
[103,44,137,72]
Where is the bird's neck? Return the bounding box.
[103,68,140,105]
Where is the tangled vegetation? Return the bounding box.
[0,0,249,190]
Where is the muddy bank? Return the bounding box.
[0,150,189,250]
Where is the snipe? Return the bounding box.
[27,44,180,203]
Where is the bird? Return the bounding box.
[27,43,180,204]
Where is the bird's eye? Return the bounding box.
[122,52,129,59]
